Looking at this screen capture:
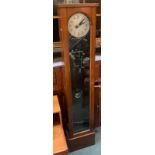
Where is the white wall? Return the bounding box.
[103,0,155,155]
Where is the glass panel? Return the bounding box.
[53,19,60,42]
[69,32,90,133]
[96,16,101,38]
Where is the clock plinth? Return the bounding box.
[68,131,95,151]
[57,3,98,151]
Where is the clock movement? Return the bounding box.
[57,3,98,151]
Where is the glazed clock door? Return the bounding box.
[68,12,90,133]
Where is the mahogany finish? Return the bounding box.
[53,66,64,93]
[94,60,101,127]
[53,60,101,130]
[68,132,95,151]
[57,3,99,151]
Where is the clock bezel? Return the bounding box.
[68,12,90,38]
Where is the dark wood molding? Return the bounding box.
[67,131,95,151]
[57,3,99,8]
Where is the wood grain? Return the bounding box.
[53,124,68,155]
[57,3,98,151]
[53,95,68,155]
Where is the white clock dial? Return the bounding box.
[68,13,90,38]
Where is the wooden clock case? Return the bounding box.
[57,3,99,151]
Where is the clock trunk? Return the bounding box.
[57,3,98,151]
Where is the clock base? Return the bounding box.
[67,131,95,152]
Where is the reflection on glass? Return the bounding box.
[69,32,90,133]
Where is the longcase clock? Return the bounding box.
[57,3,98,151]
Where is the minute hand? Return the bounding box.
[78,18,85,26]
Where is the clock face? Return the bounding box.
[68,13,90,38]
